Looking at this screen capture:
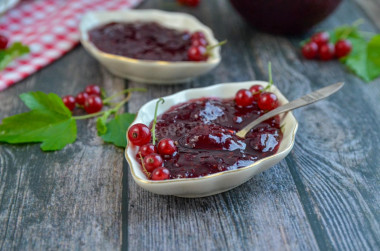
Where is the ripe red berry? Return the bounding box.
[140,143,157,157]
[85,85,101,96]
[335,39,352,58]
[0,34,8,49]
[191,38,208,47]
[62,95,76,111]
[151,167,170,180]
[188,45,208,61]
[84,95,103,114]
[178,0,200,7]
[311,32,330,47]
[258,92,279,111]
[302,41,319,59]
[249,85,264,101]
[191,31,206,41]
[128,123,151,146]
[319,43,335,61]
[143,153,163,172]
[157,138,177,156]
[75,92,89,106]
[235,89,254,107]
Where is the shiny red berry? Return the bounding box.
[140,143,157,157]
[84,95,103,114]
[258,92,279,111]
[319,43,335,61]
[335,39,352,58]
[249,85,264,101]
[235,89,254,107]
[0,34,8,49]
[143,153,163,172]
[311,32,330,47]
[157,138,177,156]
[62,95,76,111]
[191,31,206,41]
[188,45,208,61]
[85,85,101,96]
[75,92,89,106]
[191,38,208,47]
[128,123,151,146]
[302,41,318,59]
[151,167,170,180]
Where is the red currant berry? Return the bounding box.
[301,41,318,59]
[191,38,208,47]
[0,34,8,49]
[128,123,151,146]
[157,138,177,156]
[85,85,101,96]
[143,153,163,172]
[319,43,335,61]
[249,85,264,101]
[84,95,103,114]
[235,89,254,107]
[335,39,352,58]
[151,167,170,180]
[188,45,208,61]
[75,92,89,106]
[62,95,76,111]
[311,31,330,47]
[140,143,157,157]
[191,31,206,41]
[258,92,279,111]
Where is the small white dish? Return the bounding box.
[79,10,221,84]
[125,81,299,198]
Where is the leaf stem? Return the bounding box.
[103,88,147,103]
[151,98,165,145]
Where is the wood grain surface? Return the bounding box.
[0,0,379,250]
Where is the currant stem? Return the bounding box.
[151,98,165,145]
[103,88,147,103]
[206,40,227,54]
[139,152,151,178]
[265,61,273,91]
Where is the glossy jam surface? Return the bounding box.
[88,22,192,61]
[152,98,283,179]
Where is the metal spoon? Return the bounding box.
[236,82,344,138]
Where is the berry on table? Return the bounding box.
[235,89,254,107]
[302,41,319,59]
[128,123,151,146]
[75,92,89,106]
[151,167,170,180]
[157,138,177,156]
[84,95,103,114]
[140,143,158,157]
[143,153,163,172]
[0,34,8,49]
[335,39,352,58]
[188,45,208,61]
[258,92,279,111]
[249,85,264,101]
[319,43,335,61]
[311,31,330,47]
[85,85,101,96]
[62,95,76,111]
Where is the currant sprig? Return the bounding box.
[151,98,165,145]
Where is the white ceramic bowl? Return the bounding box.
[79,10,221,84]
[125,81,298,197]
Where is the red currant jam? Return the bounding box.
[150,97,283,179]
[88,22,194,61]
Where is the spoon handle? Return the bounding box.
[236,82,344,138]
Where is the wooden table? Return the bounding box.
[1,0,379,250]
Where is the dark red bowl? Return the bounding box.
[229,0,342,35]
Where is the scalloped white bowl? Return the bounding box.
[79,10,221,84]
[125,81,298,197]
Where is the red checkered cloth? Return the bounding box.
[0,0,143,91]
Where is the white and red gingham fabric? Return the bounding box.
[0,0,143,91]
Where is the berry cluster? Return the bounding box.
[128,123,177,181]
[235,84,279,111]
[0,34,9,50]
[187,31,209,61]
[177,0,200,7]
[302,31,352,60]
[62,84,103,114]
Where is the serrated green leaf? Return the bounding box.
[330,25,362,44]
[20,92,71,117]
[100,113,136,148]
[0,42,30,70]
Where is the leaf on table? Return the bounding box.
[329,25,363,44]
[0,92,77,151]
[100,113,136,148]
[0,42,30,70]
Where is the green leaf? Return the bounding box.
[100,113,136,148]
[0,42,30,70]
[330,25,363,44]
[0,92,77,151]
[96,110,112,135]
